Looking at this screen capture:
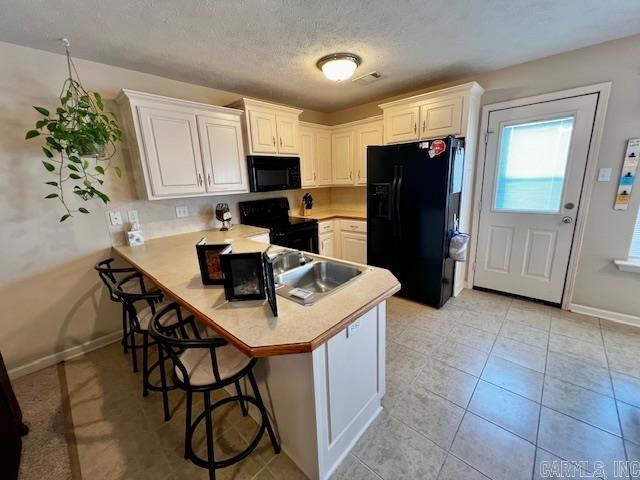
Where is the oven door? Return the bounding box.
[270,224,319,254]
[248,156,302,192]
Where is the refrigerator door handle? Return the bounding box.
[391,165,399,236]
[395,165,404,236]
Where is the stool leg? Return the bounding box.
[158,345,171,421]
[248,370,280,454]
[121,305,128,354]
[129,328,139,373]
[203,391,216,480]
[235,381,248,416]
[184,390,193,459]
[142,331,149,397]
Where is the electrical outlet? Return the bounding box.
[175,206,189,218]
[109,211,123,226]
[347,319,361,337]
[127,210,139,224]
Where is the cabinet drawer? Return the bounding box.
[319,220,334,233]
[340,219,367,233]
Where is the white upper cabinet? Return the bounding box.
[315,131,333,186]
[230,98,302,156]
[136,106,206,197]
[248,109,278,154]
[420,95,463,139]
[383,106,420,144]
[355,120,383,185]
[197,115,248,193]
[332,129,355,185]
[276,112,300,154]
[299,126,316,187]
[380,82,484,144]
[300,124,333,188]
[117,89,248,200]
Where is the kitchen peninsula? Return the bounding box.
[114,225,400,480]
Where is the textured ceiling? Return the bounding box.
[1,0,640,112]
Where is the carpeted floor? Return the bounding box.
[12,363,81,480]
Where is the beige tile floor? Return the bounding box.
[63,289,640,479]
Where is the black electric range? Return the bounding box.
[239,197,319,253]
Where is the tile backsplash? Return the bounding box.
[106,187,343,245]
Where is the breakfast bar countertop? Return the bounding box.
[113,225,399,357]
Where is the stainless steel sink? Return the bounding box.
[271,250,313,276]
[274,259,367,305]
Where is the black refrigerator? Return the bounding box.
[367,137,464,308]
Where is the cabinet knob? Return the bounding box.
[349,171,352,180]
[198,173,203,186]
[422,121,426,133]
[314,172,317,180]
[207,173,212,186]
[280,137,283,147]
[414,123,417,133]
[272,136,276,146]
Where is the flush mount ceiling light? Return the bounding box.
[316,53,361,82]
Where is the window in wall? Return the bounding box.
[494,117,574,213]
[630,207,640,259]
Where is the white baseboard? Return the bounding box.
[8,330,121,379]
[570,304,640,327]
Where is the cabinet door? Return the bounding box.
[197,115,248,193]
[276,112,299,154]
[137,106,206,197]
[315,132,333,186]
[383,106,419,144]
[355,121,383,185]
[319,231,335,258]
[340,231,367,264]
[332,129,355,185]
[299,127,316,187]
[248,109,278,154]
[420,95,463,139]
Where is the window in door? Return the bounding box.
[494,117,574,213]
[630,207,640,259]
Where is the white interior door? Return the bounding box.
[474,94,598,303]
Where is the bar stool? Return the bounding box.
[94,258,156,355]
[148,302,280,480]
[115,287,191,421]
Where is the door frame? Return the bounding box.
[468,82,611,309]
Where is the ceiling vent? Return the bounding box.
[352,71,382,86]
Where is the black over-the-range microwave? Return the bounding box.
[247,156,302,192]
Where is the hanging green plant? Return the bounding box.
[25,39,123,222]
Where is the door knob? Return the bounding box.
[562,216,573,224]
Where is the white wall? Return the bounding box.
[329,34,640,318]
[0,41,332,373]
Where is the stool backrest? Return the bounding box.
[116,288,165,331]
[148,302,229,386]
[94,258,138,301]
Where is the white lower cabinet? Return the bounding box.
[339,231,367,264]
[252,302,386,480]
[319,232,335,257]
[317,219,367,263]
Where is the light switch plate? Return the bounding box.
[109,211,123,226]
[127,210,139,224]
[175,206,189,218]
[598,168,612,182]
